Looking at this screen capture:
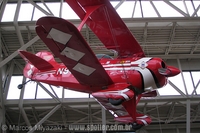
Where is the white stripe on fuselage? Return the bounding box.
[131,57,152,65]
[103,57,157,90]
[134,67,157,89]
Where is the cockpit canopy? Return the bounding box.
[96,54,113,59]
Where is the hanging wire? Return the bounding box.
[121,61,131,84]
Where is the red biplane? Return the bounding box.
[18,0,180,130]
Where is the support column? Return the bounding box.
[59,0,63,17]
[18,77,31,127]
[186,99,190,133]
[101,107,106,133]
[176,127,180,133]
[0,32,6,133]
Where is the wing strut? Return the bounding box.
[78,5,103,31]
[122,95,137,121]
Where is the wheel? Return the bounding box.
[130,123,143,131]
[108,98,124,106]
[17,84,23,89]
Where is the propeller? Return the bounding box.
[158,66,180,77]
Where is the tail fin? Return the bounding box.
[19,50,55,71]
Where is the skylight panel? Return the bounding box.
[132,1,142,18]
[23,80,36,99]
[169,73,187,94]
[197,85,200,94]
[171,1,188,15]
[7,76,22,99]
[32,3,47,21]
[110,1,118,8]
[192,71,200,86]
[153,1,183,17]
[191,71,200,95]
[35,83,63,99]
[1,4,16,22]
[115,1,135,18]
[185,1,196,16]
[183,72,195,95]
[194,1,200,9]
[193,1,200,16]
[35,85,53,99]
[142,1,158,17]
[18,3,33,21]
[62,3,79,19]
[158,84,180,95]
[64,90,89,98]
[45,3,60,17]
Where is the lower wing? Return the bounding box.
[92,83,152,125]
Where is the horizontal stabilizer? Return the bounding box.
[19,50,54,71]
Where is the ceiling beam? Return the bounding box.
[163,0,189,17]
[26,0,51,15]
[0,35,39,68]
[150,0,161,17]
[165,102,175,124]
[27,104,61,133]
[165,22,177,55]
[114,0,126,10]
[1,17,200,27]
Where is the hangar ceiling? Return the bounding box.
[0,0,200,133]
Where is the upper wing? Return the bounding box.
[36,16,113,86]
[65,0,145,58]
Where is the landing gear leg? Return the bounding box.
[130,123,143,131]
[108,98,124,106]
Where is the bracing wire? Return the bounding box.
[121,61,131,84]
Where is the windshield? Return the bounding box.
[96,54,113,59]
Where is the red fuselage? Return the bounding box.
[24,56,173,94]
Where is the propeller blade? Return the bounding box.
[158,68,171,76]
[159,66,180,77]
